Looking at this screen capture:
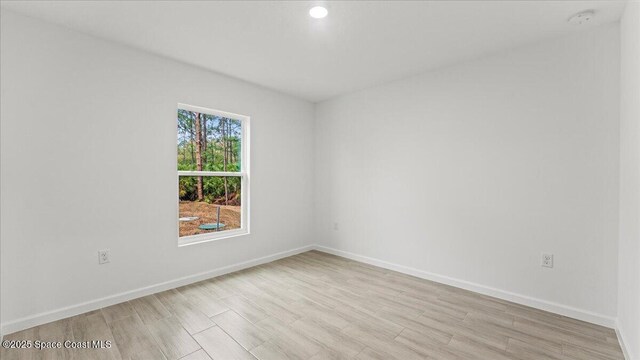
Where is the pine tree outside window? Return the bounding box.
[177,104,249,246]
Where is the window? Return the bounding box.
[177,104,249,245]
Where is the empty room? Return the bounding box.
[0,0,639,359]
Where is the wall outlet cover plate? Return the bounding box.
[542,253,553,268]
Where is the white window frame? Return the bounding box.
[177,103,250,246]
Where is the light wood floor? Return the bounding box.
[1,250,625,360]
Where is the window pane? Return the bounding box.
[177,109,242,172]
[178,176,242,237]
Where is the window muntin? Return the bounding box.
[177,104,249,245]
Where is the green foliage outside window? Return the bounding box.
[177,109,242,205]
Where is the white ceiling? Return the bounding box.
[0,1,627,102]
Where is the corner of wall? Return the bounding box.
[617,1,640,359]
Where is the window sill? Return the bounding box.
[178,228,249,247]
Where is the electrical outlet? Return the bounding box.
[541,253,553,268]
[98,249,110,264]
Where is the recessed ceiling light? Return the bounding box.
[309,6,328,19]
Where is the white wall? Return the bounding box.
[618,1,640,358]
[315,24,620,324]
[0,11,315,331]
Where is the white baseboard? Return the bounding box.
[616,322,633,360]
[1,245,314,336]
[314,245,617,329]
[1,243,622,340]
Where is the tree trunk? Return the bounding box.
[189,126,195,164]
[182,132,187,163]
[201,115,207,162]
[194,112,204,201]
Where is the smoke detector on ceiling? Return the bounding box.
[568,10,595,25]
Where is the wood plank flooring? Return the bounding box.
[0,250,625,360]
